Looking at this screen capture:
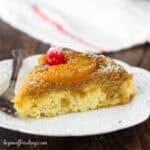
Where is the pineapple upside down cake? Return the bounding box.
[13,47,136,118]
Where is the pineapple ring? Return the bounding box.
[37,50,97,82]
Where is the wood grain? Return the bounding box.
[0,20,149,150]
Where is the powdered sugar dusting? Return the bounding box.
[98,55,124,73]
[100,62,123,72]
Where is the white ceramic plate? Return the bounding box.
[0,55,149,136]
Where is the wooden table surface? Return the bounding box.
[0,20,149,150]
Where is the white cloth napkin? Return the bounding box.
[0,0,150,53]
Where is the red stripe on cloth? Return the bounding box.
[32,4,106,53]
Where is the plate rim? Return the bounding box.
[0,57,149,137]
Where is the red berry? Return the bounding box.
[46,48,65,66]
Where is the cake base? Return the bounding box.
[14,79,136,118]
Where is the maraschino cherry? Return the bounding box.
[46,48,65,66]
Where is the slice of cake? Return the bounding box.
[13,47,136,118]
